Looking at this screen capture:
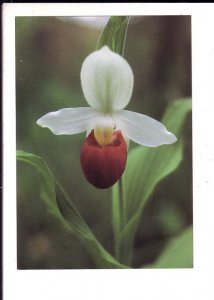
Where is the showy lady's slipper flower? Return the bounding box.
[37,46,177,189]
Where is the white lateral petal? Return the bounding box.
[115,110,177,147]
[37,107,99,135]
[81,46,134,113]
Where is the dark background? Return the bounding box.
[16,16,192,269]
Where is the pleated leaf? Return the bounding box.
[17,150,127,269]
[145,226,193,268]
[96,16,129,56]
[112,99,192,265]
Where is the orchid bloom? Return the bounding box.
[37,46,177,189]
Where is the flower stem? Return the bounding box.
[112,176,127,261]
[118,176,126,227]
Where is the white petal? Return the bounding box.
[81,46,134,113]
[37,107,99,135]
[115,110,177,147]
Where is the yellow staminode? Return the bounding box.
[94,124,114,146]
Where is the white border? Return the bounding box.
[2,3,207,16]
[3,3,214,300]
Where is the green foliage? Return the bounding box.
[145,226,193,268]
[112,99,192,265]
[16,17,192,269]
[96,16,129,56]
[17,150,58,215]
[17,150,127,269]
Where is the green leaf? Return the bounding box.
[112,99,192,265]
[17,150,58,216]
[145,226,193,268]
[96,16,129,56]
[17,150,127,269]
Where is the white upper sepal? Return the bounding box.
[115,110,177,147]
[36,107,99,135]
[80,46,134,113]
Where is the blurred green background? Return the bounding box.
[16,16,192,269]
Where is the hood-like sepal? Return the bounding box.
[80,46,134,113]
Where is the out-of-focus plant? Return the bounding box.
[17,16,192,268]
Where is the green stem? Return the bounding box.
[119,176,126,226]
[113,176,127,261]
